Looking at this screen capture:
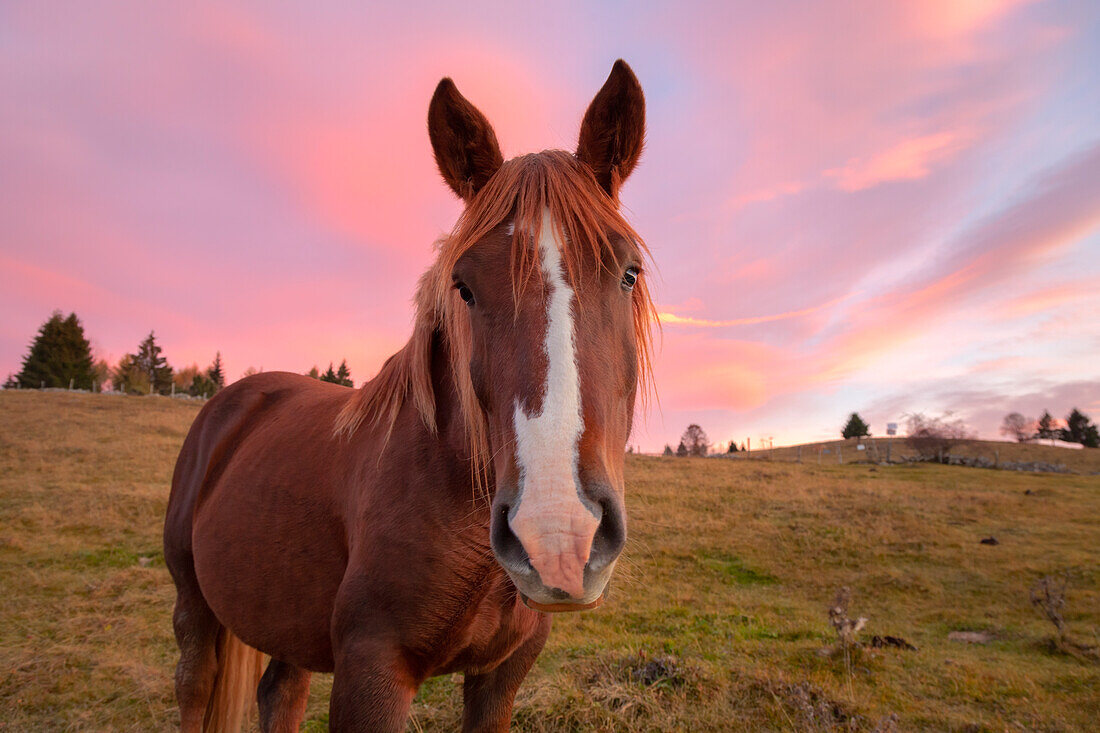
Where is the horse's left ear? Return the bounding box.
[576,59,646,200]
[428,78,504,201]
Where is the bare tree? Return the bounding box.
[680,424,709,457]
[999,412,1033,443]
[904,412,973,462]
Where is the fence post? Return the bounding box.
[838,447,843,464]
[797,446,802,463]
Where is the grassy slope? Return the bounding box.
[0,391,1097,731]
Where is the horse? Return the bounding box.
[164,59,655,732]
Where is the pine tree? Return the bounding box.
[662,445,673,456]
[841,413,870,439]
[728,440,738,453]
[1060,408,1099,448]
[3,373,18,389]
[132,331,174,395]
[676,440,688,457]
[16,311,95,389]
[111,354,150,394]
[335,359,353,387]
[320,363,339,383]
[306,366,320,380]
[1035,411,1057,440]
[207,352,225,390]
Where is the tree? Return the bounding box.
[3,373,18,389]
[680,424,709,457]
[662,444,673,456]
[999,413,1033,443]
[675,441,688,457]
[728,440,738,453]
[320,363,338,383]
[130,331,174,395]
[1035,411,1057,440]
[242,366,262,378]
[1059,408,1099,448]
[841,413,870,439]
[306,366,320,380]
[904,412,973,462]
[335,359,353,387]
[208,352,225,390]
[91,358,110,392]
[16,311,95,389]
[111,354,150,394]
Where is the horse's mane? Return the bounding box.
[334,150,657,477]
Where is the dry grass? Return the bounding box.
[2,391,1099,731]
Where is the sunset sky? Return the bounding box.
[3,1,1099,450]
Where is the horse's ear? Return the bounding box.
[428,79,504,201]
[576,60,645,200]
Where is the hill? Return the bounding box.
[728,435,1100,473]
[1,391,1098,731]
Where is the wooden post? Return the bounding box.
[838,447,843,464]
[797,446,802,463]
[68,378,74,390]
[886,442,891,463]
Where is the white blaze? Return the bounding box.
[508,209,596,599]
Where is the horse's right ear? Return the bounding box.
[428,79,504,201]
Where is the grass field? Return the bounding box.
[1,391,1098,731]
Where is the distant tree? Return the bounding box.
[188,372,217,398]
[662,444,674,456]
[131,331,174,394]
[208,352,225,390]
[740,442,747,452]
[1059,408,1099,448]
[841,413,870,439]
[16,311,95,389]
[728,440,738,453]
[174,363,200,392]
[904,412,973,462]
[320,363,339,383]
[3,373,18,389]
[680,424,709,457]
[675,440,688,457]
[111,354,151,394]
[335,359,353,387]
[91,358,110,392]
[1035,411,1058,440]
[242,366,262,379]
[999,413,1033,443]
[306,366,321,380]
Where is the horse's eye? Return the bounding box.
[622,267,639,291]
[455,282,475,306]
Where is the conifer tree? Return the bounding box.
[17,311,95,389]
[662,445,673,456]
[1035,411,1057,440]
[306,366,320,380]
[335,359,353,387]
[841,412,871,439]
[320,363,339,383]
[1060,408,1099,448]
[207,352,225,390]
[728,440,738,453]
[132,331,174,395]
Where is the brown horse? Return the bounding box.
[164,59,655,732]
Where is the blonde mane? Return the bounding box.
[334,150,657,477]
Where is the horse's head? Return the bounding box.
[426,61,651,611]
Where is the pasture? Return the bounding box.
[1,391,1098,731]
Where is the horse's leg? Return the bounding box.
[461,615,552,733]
[328,638,417,732]
[257,659,312,733]
[170,568,223,733]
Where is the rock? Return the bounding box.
[948,631,994,644]
[979,537,998,545]
[870,635,917,651]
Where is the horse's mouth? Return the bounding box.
[521,593,604,613]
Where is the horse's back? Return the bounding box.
[166,372,356,672]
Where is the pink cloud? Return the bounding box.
[824,131,966,191]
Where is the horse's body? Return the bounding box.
[166,60,652,732]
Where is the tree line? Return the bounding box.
[1000,409,1099,448]
[3,311,360,397]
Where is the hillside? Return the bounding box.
[2,391,1098,731]
[725,435,1100,473]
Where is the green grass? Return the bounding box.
[1,391,1098,731]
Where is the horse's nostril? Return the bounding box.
[490,504,533,574]
[588,498,626,571]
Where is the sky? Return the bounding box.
[2,0,1099,450]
